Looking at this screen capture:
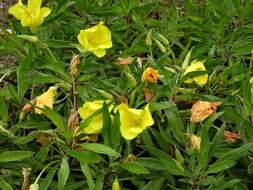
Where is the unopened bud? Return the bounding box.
[156,33,169,45]
[70,54,80,77]
[17,35,38,43]
[22,99,37,113]
[96,89,114,100]
[29,183,39,190]
[146,30,152,47]
[126,73,137,87]
[155,40,166,53]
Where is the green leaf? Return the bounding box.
[39,168,56,190]
[160,158,185,176]
[17,48,33,98]
[0,151,33,162]
[141,178,165,190]
[80,163,94,190]
[207,160,236,174]
[122,161,150,175]
[81,143,120,158]
[0,96,8,122]
[101,102,111,146]
[44,107,71,142]
[198,128,210,171]
[66,150,103,164]
[111,112,121,150]
[0,177,13,190]
[217,143,253,162]
[216,179,241,190]
[58,156,70,190]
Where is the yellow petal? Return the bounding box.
[89,22,112,49]
[78,101,104,119]
[28,0,42,14]
[83,115,104,134]
[92,49,106,57]
[35,87,57,114]
[183,59,208,86]
[141,105,154,128]
[21,13,33,27]
[78,29,96,51]
[8,0,27,20]
[194,74,208,87]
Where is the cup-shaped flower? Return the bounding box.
[77,21,112,57]
[141,67,159,83]
[183,60,208,87]
[118,103,154,140]
[8,0,51,29]
[78,100,113,134]
[35,86,57,114]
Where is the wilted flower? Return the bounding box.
[141,67,159,83]
[115,57,134,65]
[183,60,208,87]
[224,131,240,143]
[112,177,120,190]
[143,88,154,102]
[78,100,113,134]
[8,0,51,29]
[118,103,154,140]
[190,134,201,151]
[77,21,112,57]
[190,100,222,123]
[35,87,57,114]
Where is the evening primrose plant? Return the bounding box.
[2,0,253,190]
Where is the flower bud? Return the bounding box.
[146,30,152,47]
[126,73,137,87]
[155,40,166,53]
[17,35,38,43]
[70,54,80,77]
[156,33,169,45]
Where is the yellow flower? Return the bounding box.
[35,87,57,114]
[112,177,120,190]
[183,60,208,87]
[118,103,154,140]
[8,0,51,29]
[141,67,159,83]
[78,100,113,134]
[190,134,201,151]
[77,21,112,57]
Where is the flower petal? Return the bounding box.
[8,0,27,20]
[92,49,106,57]
[83,115,104,134]
[28,0,42,14]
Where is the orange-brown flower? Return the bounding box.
[141,67,158,83]
[190,101,222,123]
[224,131,240,143]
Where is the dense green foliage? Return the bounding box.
[1,0,253,189]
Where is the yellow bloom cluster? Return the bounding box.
[78,101,154,140]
